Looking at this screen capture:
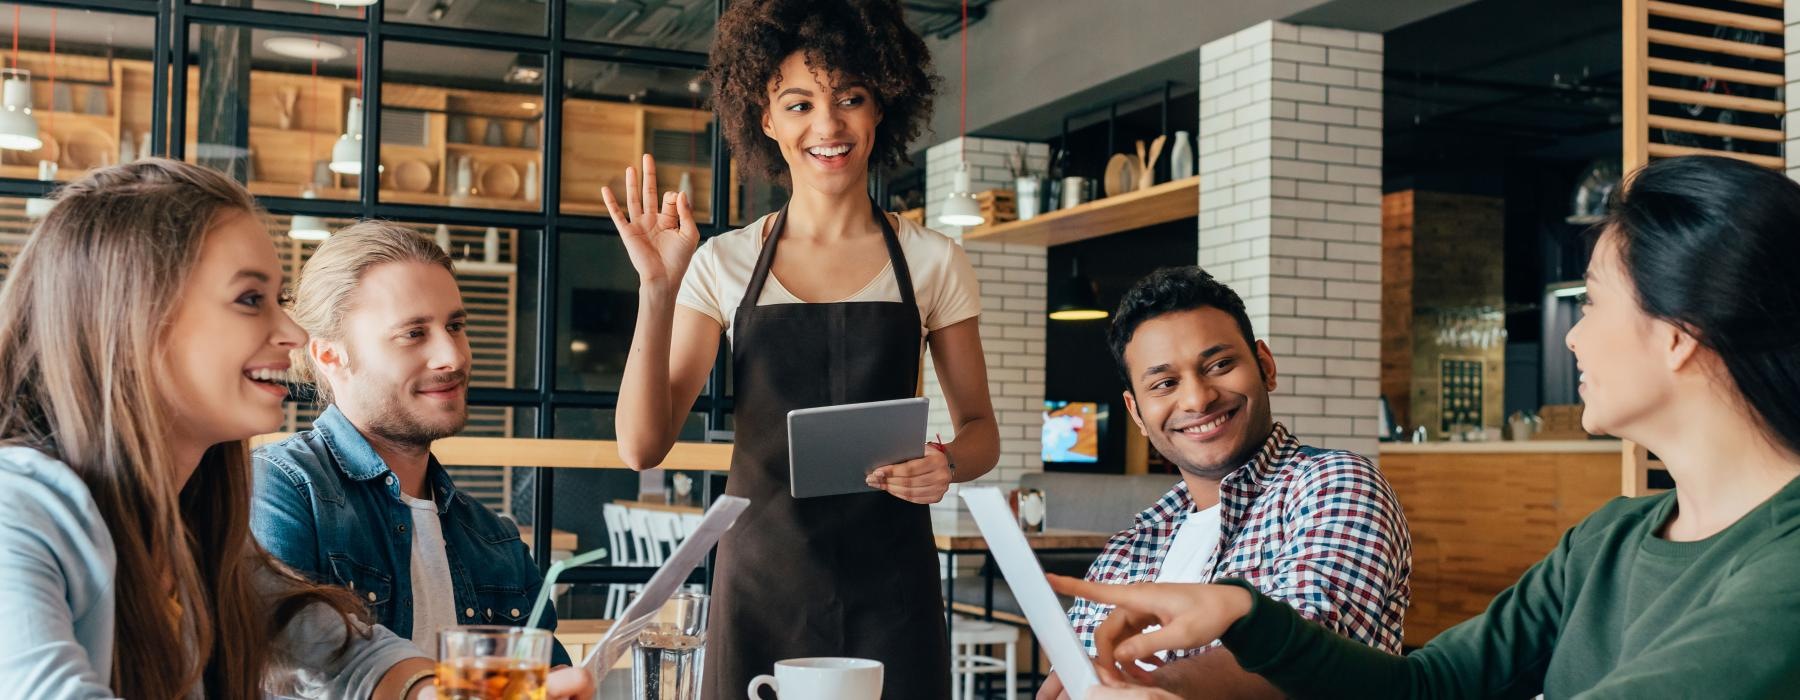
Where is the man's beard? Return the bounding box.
[360,379,469,448]
[365,405,467,448]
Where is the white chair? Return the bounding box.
[950,616,1018,700]
[602,504,636,619]
[628,508,665,567]
[648,511,685,559]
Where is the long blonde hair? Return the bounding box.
[0,159,365,698]
[289,220,454,404]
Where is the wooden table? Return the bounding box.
[931,516,1113,553]
[613,498,705,515]
[515,526,580,553]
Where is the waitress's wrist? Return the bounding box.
[927,441,957,477]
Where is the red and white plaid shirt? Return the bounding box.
[1069,423,1411,656]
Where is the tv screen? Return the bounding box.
[1043,400,1106,463]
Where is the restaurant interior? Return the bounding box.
[0,0,1787,695]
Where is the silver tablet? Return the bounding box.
[787,397,929,499]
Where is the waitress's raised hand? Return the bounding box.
[602,154,700,293]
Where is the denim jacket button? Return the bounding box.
[510,608,521,617]
[366,591,376,602]
[385,475,395,485]
[465,607,475,618]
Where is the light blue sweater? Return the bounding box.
[0,446,426,698]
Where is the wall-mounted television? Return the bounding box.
[1042,400,1107,464]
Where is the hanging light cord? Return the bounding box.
[958,0,968,164]
[10,5,19,74]
[47,8,54,132]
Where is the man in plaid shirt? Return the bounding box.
[1039,267,1410,699]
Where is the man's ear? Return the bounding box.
[1123,389,1147,436]
[1254,339,1278,392]
[309,337,349,390]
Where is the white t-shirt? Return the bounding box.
[1154,505,1223,583]
[400,489,457,656]
[676,213,983,344]
[1137,504,1223,669]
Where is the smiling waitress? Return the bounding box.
[604,1,1000,698]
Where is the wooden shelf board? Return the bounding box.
[447,141,540,157]
[963,175,1199,247]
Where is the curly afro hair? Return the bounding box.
[705,0,938,185]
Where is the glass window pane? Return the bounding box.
[260,213,542,389]
[504,409,707,569]
[381,42,544,212]
[0,10,156,183]
[190,0,365,21]
[560,59,714,224]
[184,24,363,201]
[0,197,28,283]
[554,230,647,391]
[566,1,714,54]
[384,0,543,36]
[727,154,788,227]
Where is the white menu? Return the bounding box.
[958,487,1099,700]
[581,495,750,689]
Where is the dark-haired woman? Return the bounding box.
[605,1,1000,697]
[1048,155,1800,699]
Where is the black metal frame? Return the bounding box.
[2,0,734,590]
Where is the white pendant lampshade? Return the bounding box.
[0,70,43,152]
[329,96,363,175]
[289,214,331,241]
[937,162,985,227]
[288,186,332,241]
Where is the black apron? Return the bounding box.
[704,201,950,700]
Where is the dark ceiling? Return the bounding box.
[1383,0,1621,189]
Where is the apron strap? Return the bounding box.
[739,206,789,316]
[738,199,919,313]
[874,198,918,310]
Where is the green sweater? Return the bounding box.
[1219,476,1800,699]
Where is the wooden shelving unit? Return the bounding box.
[962,175,1199,246]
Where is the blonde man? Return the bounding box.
[251,222,573,669]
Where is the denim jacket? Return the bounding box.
[251,405,570,666]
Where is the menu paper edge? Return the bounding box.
[958,487,1098,700]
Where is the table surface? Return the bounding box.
[515,525,579,552]
[930,511,1112,552]
[613,498,706,515]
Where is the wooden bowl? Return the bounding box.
[62,127,115,170]
[1103,153,1138,197]
[478,162,521,199]
[392,159,432,193]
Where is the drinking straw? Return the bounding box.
[526,546,611,630]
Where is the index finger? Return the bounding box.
[1048,574,1156,611]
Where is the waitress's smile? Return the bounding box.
[804,141,857,169]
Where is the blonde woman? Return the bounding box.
[0,160,591,698]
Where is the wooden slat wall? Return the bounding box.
[1621,0,1786,495]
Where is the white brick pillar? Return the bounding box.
[1787,0,1799,178]
[923,137,1049,494]
[1199,21,1384,458]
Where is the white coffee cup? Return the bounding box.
[747,657,883,700]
